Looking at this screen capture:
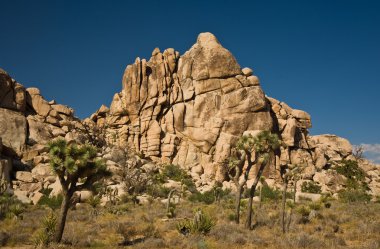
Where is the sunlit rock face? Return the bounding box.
[92,32,378,192]
[92,32,273,184]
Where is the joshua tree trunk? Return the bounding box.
[281,178,288,234]
[259,185,263,208]
[246,161,266,229]
[235,185,243,224]
[166,189,177,217]
[286,179,297,232]
[55,192,71,243]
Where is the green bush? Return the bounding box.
[338,189,371,203]
[0,194,25,220]
[253,185,281,201]
[333,160,371,203]
[181,178,197,193]
[301,181,322,194]
[189,191,215,204]
[150,164,197,197]
[161,164,188,182]
[296,205,311,217]
[188,188,230,204]
[37,194,63,210]
[177,209,216,235]
[308,202,322,211]
[334,160,366,181]
[87,196,101,208]
[147,185,171,198]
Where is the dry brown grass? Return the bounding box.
[0,196,379,248]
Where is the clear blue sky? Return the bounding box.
[1,1,379,150]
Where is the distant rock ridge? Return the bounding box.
[0,32,379,204]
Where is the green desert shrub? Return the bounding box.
[147,185,171,198]
[333,160,371,203]
[189,191,215,204]
[253,185,281,201]
[334,160,366,181]
[188,188,230,204]
[338,189,371,203]
[177,209,216,235]
[37,193,63,210]
[0,194,25,220]
[308,202,322,211]
[160,164,188,182]
[301,181,322,194]
[296,205,311,217]
[86,195,101,208]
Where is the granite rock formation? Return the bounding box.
[88,32,379,194]
[1,32,379,203]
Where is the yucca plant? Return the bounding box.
[177,209,216,235]
[32,212,57,247]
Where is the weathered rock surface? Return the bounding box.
[85,32,380,195]
[0,69,88,203]
[0,69,26,112]
[93,32,273,188]
[0,108,27,156]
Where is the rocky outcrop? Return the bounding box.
[90,32,273,188]
[0,108,27,156]
[1,32,379,202]
[91,32,380,195]
[0,69,86,203]
[0,69,26,112]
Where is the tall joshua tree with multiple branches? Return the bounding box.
[243,131,280,229]
[226,131,280,228]
[48,139,110,243]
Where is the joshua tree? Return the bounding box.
[225,145,250,224]
[245,131,280,229]
[48,139,110,243]
[226,131,279,227]
[281,164,304,233]
[166,189,178,218]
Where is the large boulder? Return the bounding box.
[178,32,241,80]
[311,134,352,157]
[0,69,26,112]
[26,88,51,117]
[0,108,27,156]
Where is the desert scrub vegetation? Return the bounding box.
[1,145,380,248]
[1,187,379,248]
[333,160,371,203]
[301,181,322,194]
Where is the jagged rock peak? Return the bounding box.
[0,68,8,75]
[180,32,241,80]
[196,32,221,47]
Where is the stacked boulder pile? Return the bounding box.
[0,69,85,203]
[0,69,157,204]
